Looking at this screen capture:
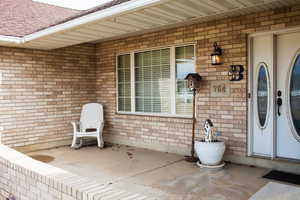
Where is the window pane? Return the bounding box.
[175,45,195,115]
[176,45,195,80]
[135,49,171,113]
[290,54,300,137]
[117,54,131,112]
[257,65,269,128]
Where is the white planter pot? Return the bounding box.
[195,140,225,166]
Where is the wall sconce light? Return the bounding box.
[228,65,244,81]
[211,42,222,65]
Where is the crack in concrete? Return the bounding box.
[110,158,184,184]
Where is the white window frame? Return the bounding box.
[116,43,196,118]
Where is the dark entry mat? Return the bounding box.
[263,170,300,185]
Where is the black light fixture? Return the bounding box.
[211,42,222,65]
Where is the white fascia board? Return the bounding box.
[0,35,21,43]
[22,0,162,42]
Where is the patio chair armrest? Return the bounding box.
[100,121,104,127]
[71,121,79,132]
[96,121,104,130]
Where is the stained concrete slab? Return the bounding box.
[28,144,270,200]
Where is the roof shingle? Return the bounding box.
[0,0,131,37]
[0,0,80,37]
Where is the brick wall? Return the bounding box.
[95,6,300,156]
[0,44,96,150]
[0,145,151,200]
[0,5,300,158]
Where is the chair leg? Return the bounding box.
[71,134,83,149]
[71,134,77,148]
[97,134,104,148]
[76,138,83,149]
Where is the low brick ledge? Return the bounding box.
[0,145,155,200]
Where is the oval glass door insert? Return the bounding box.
[290,54,300,137]
[257,64,269,128]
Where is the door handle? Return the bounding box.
[277,97,282,116]
[277,90,282,116]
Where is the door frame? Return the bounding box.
[247,26,300,160]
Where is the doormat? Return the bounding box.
[262,170,300,186]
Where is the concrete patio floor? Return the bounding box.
[27,144,270,200]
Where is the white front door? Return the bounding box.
[276,32,300,160]
[250,31,300,160]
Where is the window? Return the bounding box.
[176,45,195,115]
[290,53,300,137]
[135,49,171,113]
[117,54,131,112]
[117,44,195,117]
[257,63,269,128]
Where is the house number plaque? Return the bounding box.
[211,81,230,97]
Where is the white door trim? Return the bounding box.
[272,35,277,159]
[249,26,300,37]
[247,36,253,156]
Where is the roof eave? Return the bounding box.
[0,0,161,48]
[23,0,161,42]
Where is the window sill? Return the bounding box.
[116,111,193,119]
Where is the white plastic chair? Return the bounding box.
[71,103,104,149]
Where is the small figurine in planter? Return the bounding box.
[204,119,215,142]
[195,119,226,168]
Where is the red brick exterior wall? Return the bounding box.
[0,44,96,149]
[95,6,300,156]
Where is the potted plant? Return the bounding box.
[195,119,226,168]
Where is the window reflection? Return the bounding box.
[290,54,300,136]
[257,65,268,128]
[175,45,195,115]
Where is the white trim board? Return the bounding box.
[249,26,300,38]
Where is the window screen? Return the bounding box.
[135,49,171,113]
[117,54,131,112]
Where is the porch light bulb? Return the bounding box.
[211,54,221,65]
[211,42,222,65]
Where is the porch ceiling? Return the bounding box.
[7,0,300,50]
